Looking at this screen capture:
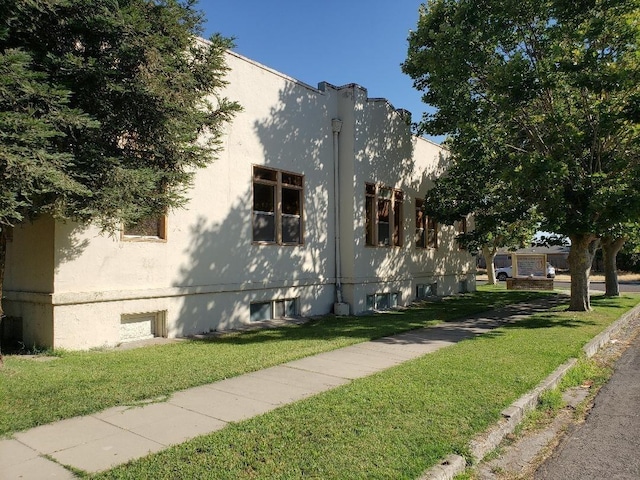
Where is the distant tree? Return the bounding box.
[404,0,640,310]
[532,234,570,249]
[600,223,640,297]
[0,0,241,358]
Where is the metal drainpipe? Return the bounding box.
[332,118,343,304]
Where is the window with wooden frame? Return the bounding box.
[250,298,298,322]
[122,214,167,241]
[456,217,467,250]
[365,183,403,247]
[427,216,438,248]
[415,198,426,248]
[415,197,437,249]
[252,166,303,245]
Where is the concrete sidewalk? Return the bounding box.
[0,296,566,479]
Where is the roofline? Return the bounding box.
[198,37,442,146]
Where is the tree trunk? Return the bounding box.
[601,236,626,297]
[567,233,599,311]
[482,244,498,285]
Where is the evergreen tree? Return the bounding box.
[0,0,241,353]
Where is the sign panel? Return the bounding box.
[513,254,546,278]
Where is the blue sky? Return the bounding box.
[200,0,438,141]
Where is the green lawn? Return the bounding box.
[0,286,550,436]
[91,294,640,480]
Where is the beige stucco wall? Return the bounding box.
[4,216,55,293]
[4,50,474,350]
[334,84,475,313]
[28,52,340,349]
[3,217,56,348]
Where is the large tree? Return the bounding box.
[404,0,640,310]
[0,0,240,350]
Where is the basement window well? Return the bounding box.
[250,298,298,322]
[416,283,438,299]
[122,214,167,241]
[120,311,167,343]
[365,292,400,311]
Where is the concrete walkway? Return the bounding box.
[0,296,566,479]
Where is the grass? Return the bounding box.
[90,294,640,480]
[0,286,549,436]
[513,354,613,440]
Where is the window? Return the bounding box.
[253,166,303,245]
[393,190,403,246]
[456,217,467,250]
[365,292,400,311]
[250,298,298,322]
[415,197,437,249]
[365,183,403,247]
[415,198,426,248]
[416,283,437,299]
[120,311,167,343]
[427,216,438,248]
[122,214,167,241]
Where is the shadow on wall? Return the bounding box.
[348,93,457,301]
[172,81,334,335]
[31,80,466,343]
[54,222,91,271]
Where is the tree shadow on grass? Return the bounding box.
[589,295,637,310]
[182,291,563,347]
[500,312,596,330]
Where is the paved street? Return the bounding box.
[553,280,640,293]
[535,334,640,480]
[477,277,640,293]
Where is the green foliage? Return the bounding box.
[422,131,541,254]
[537,388,564,412]
[405,0,640,236]
[559,357,610,390]
[616,250,640,273]
[0,0,241,231]
[404,0,640,309]
[0,47,96,227]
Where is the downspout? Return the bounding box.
[331,118,344,305]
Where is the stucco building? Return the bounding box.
[3,50,475,350]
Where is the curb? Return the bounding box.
[582,301,640,358]
[419,300,640,480]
